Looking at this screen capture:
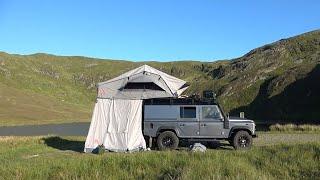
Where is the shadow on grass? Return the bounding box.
[178,140,233,151]
[43,137,234,153]
[43,136,85,153]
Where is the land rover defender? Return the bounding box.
[143,92,257,150]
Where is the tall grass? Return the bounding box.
[269,123,320,132]
[0,136,319,179]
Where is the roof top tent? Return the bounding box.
[97,64,189,99]
[84,65,189,153]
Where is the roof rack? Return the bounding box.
[143,97,217,105]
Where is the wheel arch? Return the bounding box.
[156,127,180,137]
[228,126,252,138]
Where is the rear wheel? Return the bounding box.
[157,131,179,150]
[232,131,252,150]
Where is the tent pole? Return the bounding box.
[149,136,153,148]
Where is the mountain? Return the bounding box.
[0,30,319,125]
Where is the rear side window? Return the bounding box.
[180,107,196,118]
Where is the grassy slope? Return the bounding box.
[0,30,319,125]
[0,135,319,179]
[0,83,91,126]
[0,53,212,125]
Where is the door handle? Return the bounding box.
[179,124,185,126]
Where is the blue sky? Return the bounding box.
[0,1,319,61]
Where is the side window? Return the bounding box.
[202,106,222,120]
[180,107,196,118]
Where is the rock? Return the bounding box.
[190,143,206,152]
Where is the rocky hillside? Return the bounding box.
[206,30,320,123]
[0,30,319,125]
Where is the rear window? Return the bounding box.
[180,107,196,118]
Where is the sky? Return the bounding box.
[0,1,320,61]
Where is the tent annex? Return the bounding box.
[84,65,189,152]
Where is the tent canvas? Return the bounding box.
[97,65,188,99]
[84,65,188,152]
[84,99,145,152]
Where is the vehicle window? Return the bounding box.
[180,107,196,118]
[202,106,222,120]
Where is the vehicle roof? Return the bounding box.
[143,97,217,105]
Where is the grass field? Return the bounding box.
[0,83,92,126]
[0,133,319,179]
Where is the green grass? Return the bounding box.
[0,82,91,126]
[0,134,319,179]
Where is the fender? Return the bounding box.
[156,126,181,137]
[228,126,253,138]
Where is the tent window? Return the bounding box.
[123,82,165,91]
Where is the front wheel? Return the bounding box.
[232,131,252,150]
[157,131,179,150]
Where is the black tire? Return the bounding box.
[232,130,252,150]
[157,131,179,150]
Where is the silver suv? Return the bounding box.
[143,98,257,150]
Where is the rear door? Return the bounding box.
[177,106,200,137]
[199,105,224,138]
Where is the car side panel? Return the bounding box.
[144,105,201,138]
[144,105,179,137]
[144,120,179,137]
[199,105,226,138]
[176,120,199,137]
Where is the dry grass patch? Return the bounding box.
[270,123,320,132]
